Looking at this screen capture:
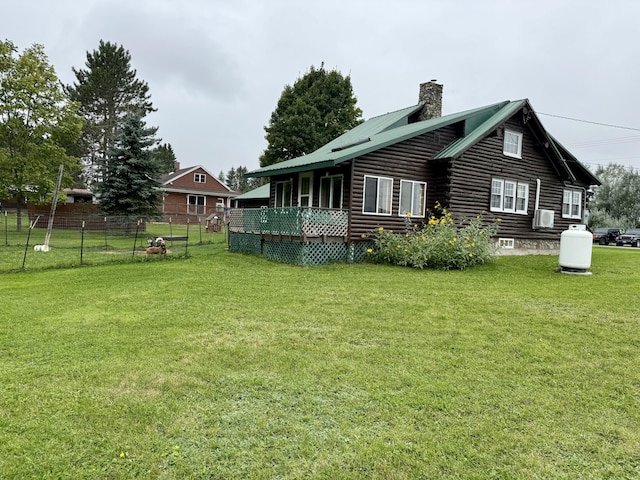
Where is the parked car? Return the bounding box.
[592,227,621,245]
[615,229,640,247]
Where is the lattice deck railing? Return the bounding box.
[228,207,348,238]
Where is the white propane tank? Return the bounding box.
[558,224,593,275]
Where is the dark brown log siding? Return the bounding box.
[265,113,592,244]
[448,116,591,239]
[349,127,458,240]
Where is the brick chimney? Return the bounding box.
[418,80,443,121]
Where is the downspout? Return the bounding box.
[348,160,354,247]
[534,179,541,211]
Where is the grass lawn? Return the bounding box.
[1,244,639,478]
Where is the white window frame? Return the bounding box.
[562,189,582,219]
[490,178,528,214]
[498,238,515,249]
[399,180,427,217]
[194,173,206,183]
[363,175,393,216]
[298,173,313,207]
[503,130,523,159]
[275,180,292,208]
[319,175,343,209]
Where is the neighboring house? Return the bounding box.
[161,165,236,223]
[233,183,270,208]
[230,81,600,265]
[63,188,95,204]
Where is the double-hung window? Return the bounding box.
[399,180,426,217]
[503,130,523,159]
[319,175,343,209]
[298,174,313,207]
[562,190,582,219]
[491,178,528,214]
[275,180,292,208]
[363,175,393,215]
[194,173,206,183]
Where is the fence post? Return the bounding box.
[132,219,141,258]
[22,215,40,270]
[104,217,107,250]
[80,220,86,265]
[4,211,7,247]
[199,218,202,244]
[185,218,190,256]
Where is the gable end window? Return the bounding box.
[194,173,206,183]
[503,130,523,159]
[562,190,582,219]
[363,175,393,215]
[399,180,426,217]
[490,178,528,214]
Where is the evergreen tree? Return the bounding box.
[96,113,161,220]
[65,40,155,188]
[260,63,363,167]
[0,40,82,231]
[153,143,177,175]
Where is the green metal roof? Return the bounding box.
[247,98,598,186]
[433,100,526,159]
[233,183,270,200]
[247,101,509,178]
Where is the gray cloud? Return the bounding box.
[2,0,640,174]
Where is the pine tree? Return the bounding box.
[96,113,161,221]
[260,63,363,167]
[153,143,177,175]
[65,40,155,188]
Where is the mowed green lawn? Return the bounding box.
[1,244,638,479]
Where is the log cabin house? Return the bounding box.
[230,81,600,265]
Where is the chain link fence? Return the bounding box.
[0,211,225,273]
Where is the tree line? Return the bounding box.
[1,39,363,230]
[589,164,640,229]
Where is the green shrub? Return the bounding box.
[366,206,499,270]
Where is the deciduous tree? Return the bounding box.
[0,40,82,230]
[589,163,640,228]
[259,63,363,168]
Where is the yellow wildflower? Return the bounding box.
[469,253,474,257]
[367,248,373,253]
[406,211,412,217]
[361,233,366,238]
[120,452,125,458]
[378,227,384,231]
[496,218,502,222]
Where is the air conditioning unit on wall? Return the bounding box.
[533,209,555,229]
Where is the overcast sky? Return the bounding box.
[3,0,640,178]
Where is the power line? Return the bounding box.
[537,112,640,132]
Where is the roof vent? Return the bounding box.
[330,137,371,152]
